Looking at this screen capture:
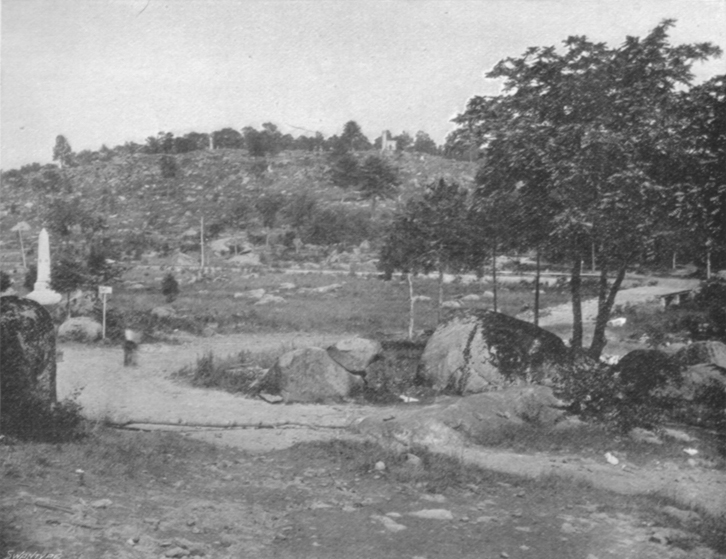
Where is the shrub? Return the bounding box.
[553,351,682,432]
[1,393,85,443]
[24,265,37,291]
[0,271,11,292]
[161,273,179,303]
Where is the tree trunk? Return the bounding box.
[437,265,444,323]
[491,243,498,313]
[407,273,415,340]
[534,247,541,328]
[589,265,627,359]
[570,256,583,351]
[706,245,712,279]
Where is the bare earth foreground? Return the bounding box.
[4,277,725,558]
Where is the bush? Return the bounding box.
[553,350,682,432]
[302,205,376,247]
[1,394,85,443]
[0,271,11,292]
[161,273,179,303]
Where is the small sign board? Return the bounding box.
[99,286,113,295]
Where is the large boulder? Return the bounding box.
[256,347,364,403]
[418,310,569,394]
[352,386,566,450]
[0,296,57,419]
[612,349,682,402]
[674,341,726,369]
[327,337,382,375]
[58,316,102,342]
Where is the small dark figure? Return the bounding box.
[123,329,139,367]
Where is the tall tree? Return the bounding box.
[52,135,74,168]
[339,121,371,151]
[412,131,439,155]
[454,20,721,358]
[357,155,400,212]
[379,179,480,327]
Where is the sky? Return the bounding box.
[2,0,725,169]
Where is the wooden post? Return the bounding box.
[18,230,26,268]
[492,244,498,313]
[408,273,415,340]
[102,293,107,339]
[534,247,541,328]
[200,216,205,271]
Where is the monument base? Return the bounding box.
[26,289,62,306]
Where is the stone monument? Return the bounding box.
[26,228,62,306]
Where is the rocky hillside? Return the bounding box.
[0,149,476,263]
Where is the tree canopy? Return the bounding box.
[454,20,722,357]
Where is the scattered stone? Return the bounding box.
[629,428,663,445]
[404,453,422,469]
[234,288,266,300]
[164,547,190,558]
[371,514,407,532]
[254,294,286,305]
[374,461,386,471]
[91,499,113,508]
[421,494,446,503]
[259,392,283,404]
[607,317,627,327]
[661,428,696,442]
[441,300,462,309]
[675,341,726,369]
[461,294,481,301]
[408,509,454,520]
[278,282,296,290]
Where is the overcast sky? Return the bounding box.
[2,0,725,169]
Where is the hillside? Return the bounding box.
[0,149,476,266]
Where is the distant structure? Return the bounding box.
[380,131,396,153]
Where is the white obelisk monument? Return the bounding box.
[26,228,62,306]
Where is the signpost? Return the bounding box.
[99,286,112,339]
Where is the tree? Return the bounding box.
[672,75,726,276]
[357,155,400,212]
[412,131,439,155]
[328,152,360,188]
[379,179,479,330]
[212,128,244,150]
[51,255,90,319]
[395,131,413,152]
[52,135,74,168]
[339,121,371,151]
[161,273,179,303]
[242,127,266,157]
[453,20,721,358]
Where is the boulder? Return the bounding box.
[327,337,383,374]
[352,386,566,450]
[0,296,57,418]
[674,341,726,369]
[58,316,102,342]
[234,288,266,300]
[151,306,176,318]
[677,363,726,400]
[418,310,569,394]
[256,347,364,403]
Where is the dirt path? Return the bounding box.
[55,277,725,520]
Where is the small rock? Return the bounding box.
[405,454,422,469]
[408,509,454,520]
[629,428,663,445]
[662,428,696,442]
[371,514,407,532]
[420,494,446,503]
[91,499,113,508]
[164,548,190,558]
[662,505,701,524]
[605,452,619,465]
[259,392,283,404]
[374,461,386,471]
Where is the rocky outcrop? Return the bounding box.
[352,385,566,450]
[1,296,57,419]
[58,316,103,342]
[256,347,364,403]
[674,341,726,369]
[417,310,568,394]
[327,337,382,375]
